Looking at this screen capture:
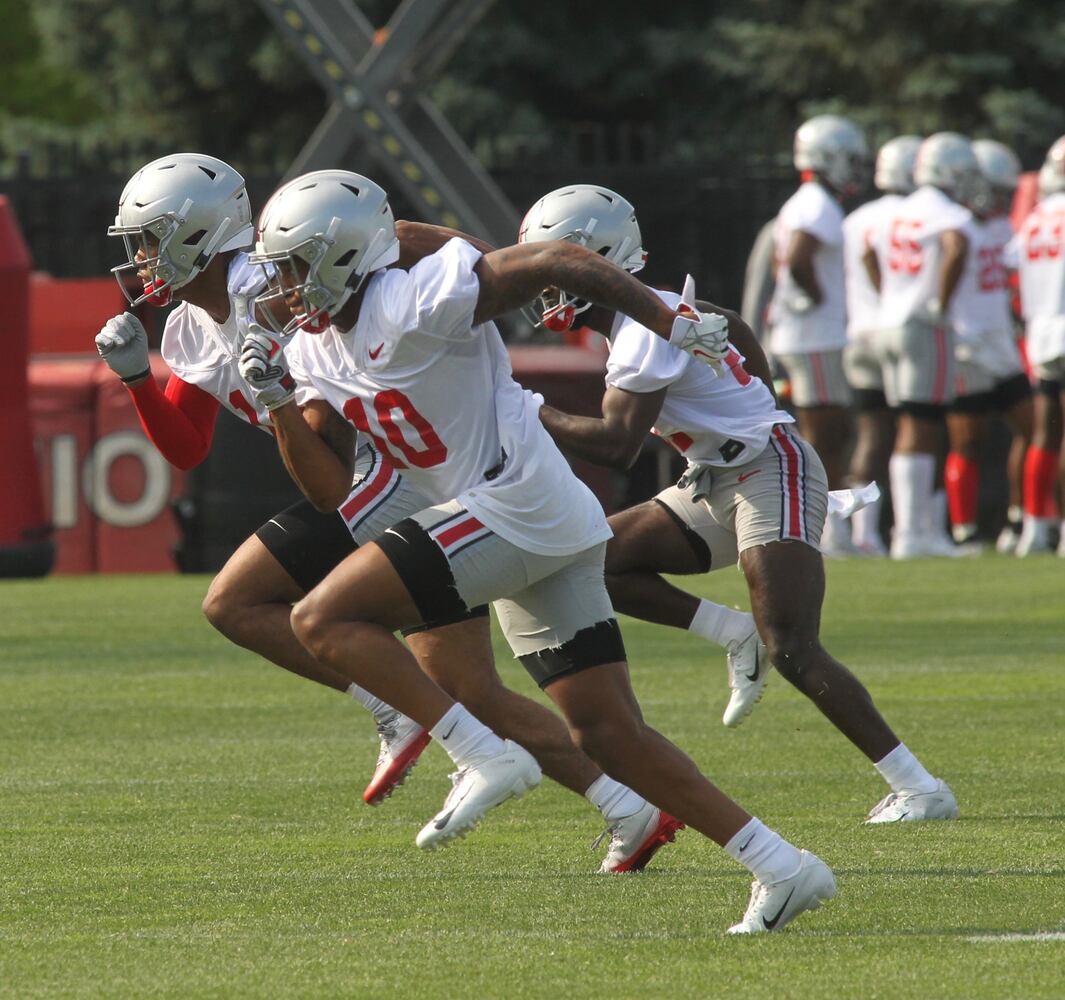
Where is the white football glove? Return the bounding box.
[668,275,729,373]
[239,325,296,411]
[96,312,150,384]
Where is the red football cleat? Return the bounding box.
[362,715,432,806]
[596,803,685,873]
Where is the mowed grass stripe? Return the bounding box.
[1,556,1063,999]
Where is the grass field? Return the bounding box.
[2,556,1064,999]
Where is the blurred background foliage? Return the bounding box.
[4,0,1064,170]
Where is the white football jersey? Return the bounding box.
[606,289,794,469]
[951,215,1019,370]
[871,185,971,328]
[1009,192,1065,365]
[843,194,903,336]
[161,253,274,431]
[287,238,610,557]
[768,181,847,354]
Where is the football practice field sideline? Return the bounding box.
[2,557,1063,999]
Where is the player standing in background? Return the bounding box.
[242,170,836,932]
[520,184,957,828]
[768,115,867,556]
[864,132,978,559]
[1010,136,1065,556]
[96,155,675,873]
[841,136,921,556]
[740,216,777,346]
[944,140,1033,550]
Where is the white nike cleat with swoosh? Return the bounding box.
[727,850,836,934]
[415,740,541,850]
[723,630,771,727]
[865,779,959,824]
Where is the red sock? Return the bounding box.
[945,452,979,527]
[1023,446,1060,517]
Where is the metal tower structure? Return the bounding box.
[255,0,520,247]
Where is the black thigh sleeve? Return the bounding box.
[520,619,628,689]
[255,497,357,594]
[373,517,472,629]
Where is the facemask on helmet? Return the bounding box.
[793,115,870,197]
[108,153,253,307]
[971,140,1021,216]
[250,170,400,337]
[913,132,982,205]
[517,185,646,332]
[874,135,922,194]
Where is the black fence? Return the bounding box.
[0,133,797,313]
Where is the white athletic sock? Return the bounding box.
[584,774,646,823]
[874,742,938,795]
[346,683,398,724]
[430,703,507,769]
[889,453,934,539]
[688,600,754,649]
[724,817,802,885]
[850,482,882,548]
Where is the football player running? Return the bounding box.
[519,183,958,830]
[842,136,922,555]
[944,140,1032,551]
[768,115,867,556]
[97,155,672,873]
[1009,135,1065,556]
[864,132,979,558]
[241,169,835,933]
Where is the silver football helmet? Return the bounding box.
[971,139,1021,216]
[874,135,922,194]
[517,184,646,330]
[109,153,254,307]
[250,170,400,336]
[793,115,869,195]
[913,132,981,203]
[1038,135,1065,197]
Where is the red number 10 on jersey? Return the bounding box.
[343,389,448,469]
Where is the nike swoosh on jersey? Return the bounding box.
[737,469,762,483]
[369,343,385,360]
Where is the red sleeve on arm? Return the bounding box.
[127,374,220,470]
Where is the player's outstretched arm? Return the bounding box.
[394,221,495,267]
[474,243,730,367]
[540,385,667,470]
[473,242,676,334]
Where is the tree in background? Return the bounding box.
[6,0,1065,169]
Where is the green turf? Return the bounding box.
[2,557,1063,999]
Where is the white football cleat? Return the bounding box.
[416,740,541,850]
[723,630,771,728]
[595,802,685,873]
[362,712,431,806]
[865,779,959,824]
[727,850,836,934]
[1015,517,1054,557]
[995,524,1021,554]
